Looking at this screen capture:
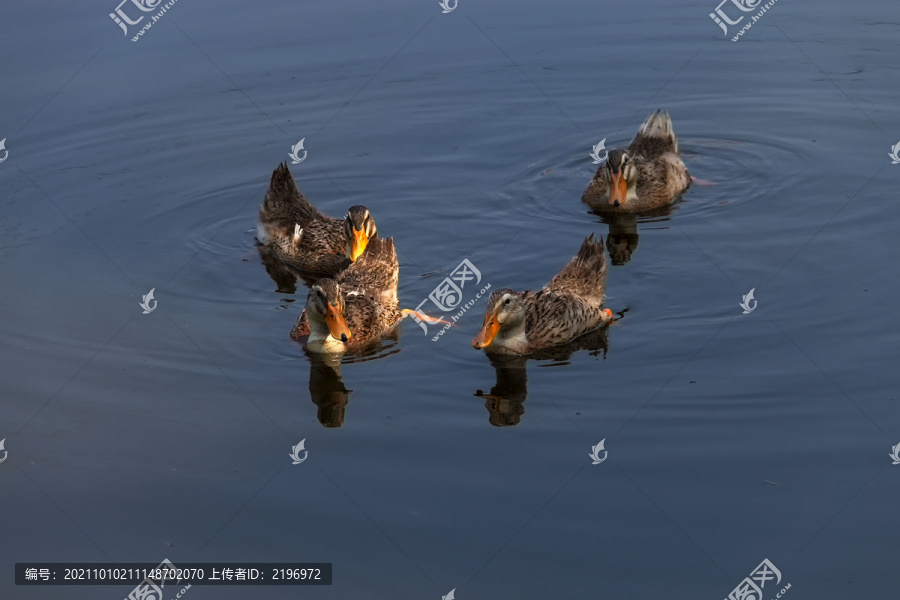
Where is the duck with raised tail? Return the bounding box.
[582,110,690,213]
[257,162,377,277]
[472,234,614,354]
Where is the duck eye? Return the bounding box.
[504,298,510,305]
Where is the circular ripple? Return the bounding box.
[502,132,815,231]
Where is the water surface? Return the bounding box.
[2,0,899,598]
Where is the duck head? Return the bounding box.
[472,289,526,351]
[606,150,636,208]
[306,279,351,343]
[344,206,377,261]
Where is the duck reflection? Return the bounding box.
[475,354,528,427]
[603,215,640,266]
[593,202,675,266]
[302,337,400,427]
[306,353,351,428]
[258,247,303,294]
[474,326,610,427]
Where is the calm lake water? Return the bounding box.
[2,0,899,598]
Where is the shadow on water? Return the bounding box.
[299,340,401,427]
[589,201,678,266]
[306,353,351,428]
[258,247,302,295]
[302,337,401,426]
[474,325,612,427]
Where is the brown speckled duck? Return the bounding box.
[582,110,690,213]
[290,237,404,353]
[472,234,613,354]
[257,163,377,277]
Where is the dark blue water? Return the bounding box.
[2,0,899,598]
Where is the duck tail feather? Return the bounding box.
[261,162,317,220]
[634,109,678,152]
[546,234,607,300]
[358,236,397,265]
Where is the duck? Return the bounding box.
[582,110,690,213]
[290,236,404,353]
[472,234,614,354]
[257,162,377,277]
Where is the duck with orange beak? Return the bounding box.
[344,206,377,262]
[258,162,378,277]
[291,237,406,353]
[472,234,614,354]
[299,279,353,352]
[582,110,690,213]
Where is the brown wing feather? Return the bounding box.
[291,218,347,265]
[339,239,403,349]
[522,291,603,349]
[290,308,311,342]
[342,295,403,351]
[522,234,608,349]
[258,162,349,276]
[259,162,326,234]
[338,237,399,305]
[581,165,610,209]
[545,234,607,304]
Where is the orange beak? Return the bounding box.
[349,228,368,262]
[472,311,501,349]
[325,303,351,342]
[609,172,628,207]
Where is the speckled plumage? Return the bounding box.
[582,110,690,213]
[257,162,376,277]
[473,234,613,354]
[290,237,403,353]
